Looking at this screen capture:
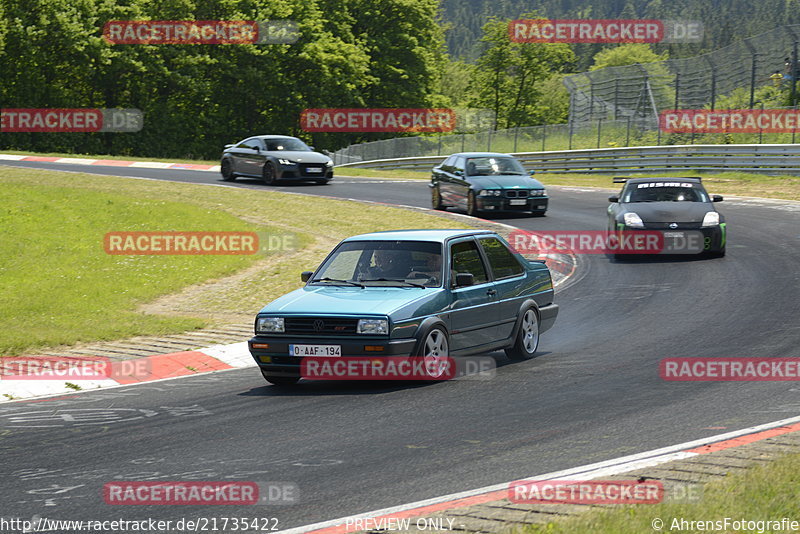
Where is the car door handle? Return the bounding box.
[487,289,497,296]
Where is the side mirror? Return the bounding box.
[529,169,536,176]
[308,146,315,151]
[454,272,474,287]
[301,271,313,282]
[608,196,619,203]
[712,195,724,202]
[454,170,464,177]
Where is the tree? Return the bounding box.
[590,44,668,71]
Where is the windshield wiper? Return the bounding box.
[312,277,364,288]
[359,278,426,288]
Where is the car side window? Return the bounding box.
[236,138,258,150]
[440,156,455,173]
[479,237,524,279]
[453,157,465,175]
[450,240,488,286]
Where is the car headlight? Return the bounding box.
[702,211,720,227]
[532,189,546,197]
[325,160,333,167]
[278,159,294,166]
[357,319,388,334]
[479,189,501,197]
[256,317,284,333]
[623,212,645,228]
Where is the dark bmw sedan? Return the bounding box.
[430,152,548,217]
[220,135,333,185]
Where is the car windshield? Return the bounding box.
[264,138,311,151]
[623,182,709,203]
[465,157,526,176]
[312,240,443,287]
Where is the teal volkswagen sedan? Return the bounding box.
[248,229,559,385]
[430,152,548,217]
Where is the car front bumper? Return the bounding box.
[248,335,418,377]
[478,196,548,213]
[615,223,726,254]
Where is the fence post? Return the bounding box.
[437,134,442,156]
[743,39,757,108]
[597,118,603,148]
[461,133,465,152]
[794,104,798,144]
[705,56,717,110]
[613,78,619,120]
[513,126,520,152]
[569,120,574,150]
[626,116,631,147]
[759,102,765,144]
[674,72,680,110]
[487,129,492,152]
[541,125,546,152]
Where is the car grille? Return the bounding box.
[284,317,358,335]
[299,163,326,176]
[505,190,529,198]
[644,222,704,229]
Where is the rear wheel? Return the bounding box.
[505,308,540,361]
[262,162,277,186]
[221,160,236,181]
[260,369,299,386]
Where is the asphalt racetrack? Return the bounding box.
[2,160,799,530]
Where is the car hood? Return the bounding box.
[259,285,442,317]
[469,175,545,190]
[621,202,716,223]
[264,151,330,163]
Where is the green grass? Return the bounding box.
[0,166,468,355]
[515,452,800,534]
[0,149,218,165]
[336,167,431,180]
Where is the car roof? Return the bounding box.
[344,229,495,243]
[254,135,299,140]
[622,177,703,184]
[447,152,515,158]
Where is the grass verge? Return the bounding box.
[0,166,468,356]
[0,149,218,165]
[515,452,800,534]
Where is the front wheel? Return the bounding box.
[466,191,478,217]
[221,159,236,181]
[431,186,444,210]
[419,327,450,380]
[260,369,299,386]
[262,162,277,186]
[505,308,540,361]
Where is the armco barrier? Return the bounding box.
[335,143,800,174]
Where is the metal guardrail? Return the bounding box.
[335,144,800,174]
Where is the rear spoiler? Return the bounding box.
[613,176,702,183]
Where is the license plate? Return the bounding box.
[509,199,527,206]
[307,167,323,173]
[289,344,341,357]
[664,231,684,238]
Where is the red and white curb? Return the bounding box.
[276,414,800,534]
[0,342,255,402]
[0,153,220,172]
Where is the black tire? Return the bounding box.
[466,190,478,217]
[314,179,329,185]
[505,308,540,361]
[527,211,546,217]
[417,326,451,380]
[221,159,237,182]
[260,369,299,386]
[431,186,444,210]
[262,162,277,186]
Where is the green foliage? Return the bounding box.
[0,0,448,158]
[467,15,575,129]
[590,44,668,71]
